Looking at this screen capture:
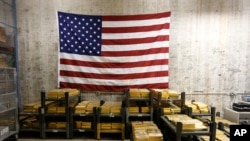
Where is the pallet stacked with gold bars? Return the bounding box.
[131,121,163,141]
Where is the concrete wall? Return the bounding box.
[15,0,250,115]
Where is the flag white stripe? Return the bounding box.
[102,41,169,52]
[102,17,170,27]
[60,64,169,74]
[60,76,169,86]
[60,52,169,63]
[102,29,170,39]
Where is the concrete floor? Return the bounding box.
[18,136,129,141]
[17,133,129,141]
[17,131,129,141]
[18,139,129,141]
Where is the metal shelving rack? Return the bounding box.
[18,110,40,134]
[153,91,186,125]
[96,106,125,140]
[40,91,80,139]
[0,1,19,140]
[18,102,57,137]
[160,107,217,141]
[72,106,98,139]
[125,89,153,122]
[0,0,20,109]
[0,68,18,141]
[124,89,153,139]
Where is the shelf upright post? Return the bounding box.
[149,91,153,120]
[93,107,97,139]
[176,122,182,141]
[96,107,101,140]
[12,0,20,111]
[65,92,70,139]
[40,91,46,139]
[180,92,185,113]
[210,107,216,141]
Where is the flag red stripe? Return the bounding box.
[60,82,169,92]
[102,23,170,33]
[102,12,171,21]
[102,47,169,57]
[60,70,168,80]
[60,58,168,68]
[102,35,169,45]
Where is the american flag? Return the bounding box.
[58,11,170,92]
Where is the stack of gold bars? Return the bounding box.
[20,116,39,128]
[128,88,151,113]
[100,123,111,130]
[99,122,122,130]
[215,116,236,133]
[23,101,54,113]
[200,129,229,141]
[166,114,208,131]
[129,88,150,98]
[47,88,79,99]
[185,101,200,113]
[75,121,92,129]
[151,89,181,114]
[215,129,229,141]
[100,101,122,114]
[131,121,163,141]
[23,101,41,113]
[111,123,122,129]
[128,101,150,114]
[151,89,170,100]
[141,106,150,113]
[185,101,210,114]
[151,89,179,99]
[47,102,76,114]
[48,122,66,129]
[215,116,237,127]
[162,104,181,115]
[129,101,140,113]
[192,101,210,113]
[75,101,100,114]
